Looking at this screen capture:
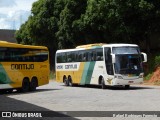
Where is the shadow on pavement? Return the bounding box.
[0,89,62,96]
[0,95,79,120]
[61,84,155,90]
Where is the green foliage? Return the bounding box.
[155,56,160,67]
[15,0,160,70]
[144,73,153,81]
[50,71,56,79]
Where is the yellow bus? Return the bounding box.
[55,43,147,89]
[0,41,49,93]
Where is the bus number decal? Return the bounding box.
[65,64,77,69]
[57,65,63,69]
[11,64,34,70]
[56,64,78,70]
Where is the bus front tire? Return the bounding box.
[125,85,130,89]
[101,78,106,89]
[21,78,30,92]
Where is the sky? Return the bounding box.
[0,0,38,30]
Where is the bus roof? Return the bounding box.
[76,43,138,48]
[103,43,138,47]
[0,40,48,50]
[56,43,139,53]
[76,43,107,48]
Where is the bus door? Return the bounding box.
[104,47,114,84]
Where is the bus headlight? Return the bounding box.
[115,75,123,79]
[118,76,123,79]
[139,74,143,78]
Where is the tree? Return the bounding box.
[16,0,65,69]
[56,0,87,48]
[15,0,160,69]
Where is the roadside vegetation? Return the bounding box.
[15,0,160,84]
[50,71,56,80]
[15,0,160,70]
[144,52,160,84]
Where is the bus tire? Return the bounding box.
[30,78,38,91]
[21,78,30,92]
[125,85,130,89]
[7,89,13,93]
[101,78,106,89]
[64,77,69,86]
[68,76,73,87]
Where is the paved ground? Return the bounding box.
[1,80,160,120]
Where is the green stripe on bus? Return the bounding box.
[80,62,90,85]
[80,62,95,85]
[85,62,95,84]
[0,64,13,84]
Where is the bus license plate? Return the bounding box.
[129,81,134,83]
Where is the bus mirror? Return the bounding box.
[111,54,116,63]
[141,52,147,62]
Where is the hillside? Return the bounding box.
[148,67,160,85]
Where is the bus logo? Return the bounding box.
[11,64,34,70]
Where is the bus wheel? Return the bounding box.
[21,78,30,92]
[125,85,130,89]
[68,77,73,87]
[7,89,13,93]
[30,78,38,91]
[101,78,106,89]
[64,77,69,86]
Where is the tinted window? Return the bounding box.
[105,47,114,75]
[0,47,48,62]
[56,48,104,63]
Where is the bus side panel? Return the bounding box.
[0,63,17,89]
[36,62,49,86]
[79,62,95,85]
[90,61,105,85]
[1,62,49,89]
[74,62,85,84]
[56,62,85,84]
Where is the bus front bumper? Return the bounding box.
[108,77,143,86]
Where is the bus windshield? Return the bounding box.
[113,47,142,75]
[114,54,143,75]
[112,47,140,54]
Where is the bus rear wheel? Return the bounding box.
[21,78,30,92]
[68,76,73,87]
[7,89,13,93]
[30,78,38,91]
[64,77,69,86]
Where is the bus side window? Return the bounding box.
[62,53,67,63]
[67,52,71,62]
[0,52,5,61]
[91,50,96,61]
[82,51,86,62]
[78,51,83,62]
[71,52,75,62]
[96,48,103,61]
[75,52,79,62]
[88,51,92,61]
[57,53,61,63]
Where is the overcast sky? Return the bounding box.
[0,0,38,30]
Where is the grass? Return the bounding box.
[144,73,153,81]
[144,52,160,81]
[50,71,56,80]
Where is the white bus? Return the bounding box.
[55,43,147,89]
